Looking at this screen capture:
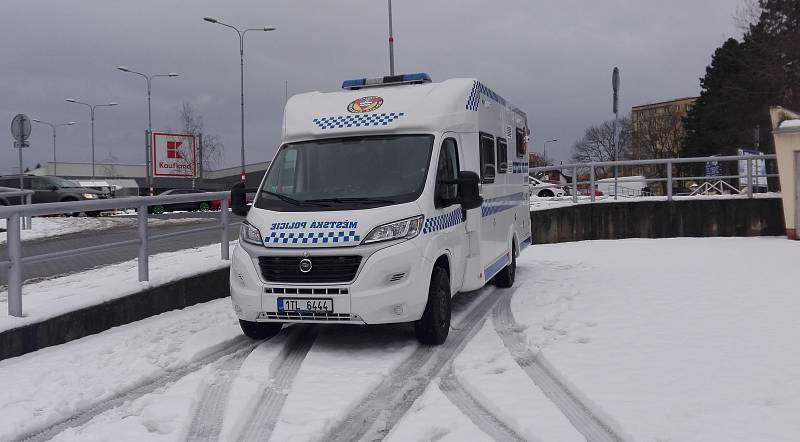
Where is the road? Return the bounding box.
[0,212,242,286]
[1,266,623,442]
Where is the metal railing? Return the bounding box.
[0,191,231,317]
[0,189,34,230]
[530,154,778,203]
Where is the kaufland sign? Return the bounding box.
[152,132,196,177]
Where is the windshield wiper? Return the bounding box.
[305,197,395,205]
[261,190,330,207]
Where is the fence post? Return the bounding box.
[138,203,149,282]
[667,161,673,201]
[614,165,619,200]
[572,166,578,204]
[590,166,596,202]
[24,193,32,230]
[747,157,753,198]
[7,213,23,317]
[221,197,230,260]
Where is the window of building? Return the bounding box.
[479,133,495,183]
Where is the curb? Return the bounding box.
[0,267,229,361]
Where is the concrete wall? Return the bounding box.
[530,198,785,244]
[0,268,229,361]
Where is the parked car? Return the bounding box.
[150,189,214,214]
[0,186,24,205]
[529,176,567,198]
[0,175,107,216]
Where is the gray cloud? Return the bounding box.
[1,0,740,175]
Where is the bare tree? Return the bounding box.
[177,102,224,177]
[571,118,631,171]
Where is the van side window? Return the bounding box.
[496,137,508,174]
[516,128,527,158]
[435,138,459,208]
[479,133,495,183]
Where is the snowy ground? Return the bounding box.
[0,237,797,441]
[529,192,782,211]
[0,242,234,333]
[0,216,212,244]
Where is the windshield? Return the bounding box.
[49,177,80,188]
[255,135,434,212]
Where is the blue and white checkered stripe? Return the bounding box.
[423,208,464,234]
[313,112,405,130]
[511,162,529,174]
[266,230,361,244]
[481,193,526,217]
[466,81,507,111]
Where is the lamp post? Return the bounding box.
[203,16,275,183]
[66,99,118,181]
[116,67,179,195]
[387,0,395,75]
[543,139,558,165]
[31,119,77,176]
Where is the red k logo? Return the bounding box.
[167,141,184,159]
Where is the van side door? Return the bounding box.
[427,135,467,293]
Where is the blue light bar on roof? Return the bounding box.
[342,73,432,90]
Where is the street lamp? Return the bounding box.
[204,16,276,182]
[116,66,179,195]
[31,119,77,176]
[543,139,558,164]
[66,99,118,181]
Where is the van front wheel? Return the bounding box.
[239,320,282,340]
[414,267,451,345]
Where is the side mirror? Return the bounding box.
[231,182,250,216]
[456,171,483,210]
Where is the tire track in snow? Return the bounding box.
[235,325,319,442]
[492,291,626,442]
[18,336,258,442]
[184,344,257,441]
[438,363,527,442]
[325,287,502,442]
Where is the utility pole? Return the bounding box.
[388,0,395,75]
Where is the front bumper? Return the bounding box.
[230,238,430,325]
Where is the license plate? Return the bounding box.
[277,298,333,313]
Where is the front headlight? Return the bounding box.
[240,222,264,245]
[362,215,424,244]
[82,193,97,199]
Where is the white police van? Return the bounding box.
[230,73,532,345]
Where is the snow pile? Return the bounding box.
[512,237,800,441]
[779,119,800,129]
[0,242,235,333]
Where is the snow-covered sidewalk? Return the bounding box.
[0,242,234,333]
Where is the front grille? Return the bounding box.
[258,312,359,322]
[258,255,362,283]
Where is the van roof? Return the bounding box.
[282,77,526,142]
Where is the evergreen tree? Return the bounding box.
[683,0,800,158]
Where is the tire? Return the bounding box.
[494,243,516,288]
[414,266,452,345]
[239,320,282,340]
[152,205,165,215]
[61,198,80,217]
[539,189,554,198]
[87,211,101,217]
[199,201,211,212]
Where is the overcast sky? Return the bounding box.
[1,0,742,176]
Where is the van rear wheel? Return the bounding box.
[414,266,451,345]
[494,243,516,288]
[239,320,282,340]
